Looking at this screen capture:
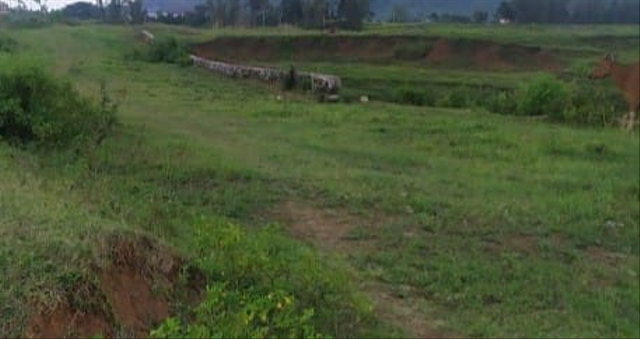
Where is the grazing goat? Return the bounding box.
[590,53,640,131]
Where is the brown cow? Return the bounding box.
[590,53,640,131]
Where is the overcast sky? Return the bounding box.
[5,0,88,10]
[50,0,78,9]
[45,0,84,10]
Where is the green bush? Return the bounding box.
[151,219,371,338]
[516,74,570,117]
[395,88,427,106]
[0,62,117,147]
[487,90,518,115]
[147,37,190,65]
[563,81,627,126]
[484,76,625,127]
[435,88,472,108]
[281,67,298,91]
[0,35,17,53]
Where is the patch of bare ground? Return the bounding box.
[273,201,376,252]
[482,233,541,256]
[364,281,459,339]
[24,233,205,339]
[272,200,456,338]
[25,306,113,339]
[482,233,567,257]
[585,246,627,268]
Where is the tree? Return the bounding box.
[510,0,569,24]
[608,0,640,24]
[96,0,105,20]
[337,0,369,30]
[303,0,330,28]
[495,1,515,21]
[282,0,303,25]
[62,1,100,20]
[472,10,488,24]
[12,0,47,11]
[570,0,606,24]
[546,0,569,24]
[125,0,144,24]
[227,0,241,25]
[249,0,269,26]
[439,13,471,23]
[389,3,408,23]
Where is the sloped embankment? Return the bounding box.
[191,35,561,71]
[25,233,204,338]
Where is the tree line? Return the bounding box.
[57,0,371,30]
[38,0,640,28]
[496,0,639,24]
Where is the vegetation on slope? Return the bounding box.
[0,23,638,338]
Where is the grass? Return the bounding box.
[1,22,639,338]
[172,22,638,113]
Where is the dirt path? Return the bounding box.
[272,201,456,339]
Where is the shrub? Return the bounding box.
[151,219,371,338]
[147,37,190,65]
[516,74,570,117]
[435,88,471,108]
[563,81,627,126]
[0,62,117,147]
[281,67,298,91]
[487,90,518,115]
[484,76,625,127]
[0,35,17,53]
[395,88,426,106]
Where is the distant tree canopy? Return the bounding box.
[145,0,369,30]
[61,1,101,20]
[496,0,640,24]
[472,10,489,24]
[337,0,370,30]
[61,0,143,23]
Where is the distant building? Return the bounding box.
[0,1,10,15]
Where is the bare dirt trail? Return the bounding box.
[272,201,458,339]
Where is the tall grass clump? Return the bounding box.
[0,60,117,148]
[487,74,625,127]
[145,37,191,66]
[516,74,570,117]
[0,35,17,53]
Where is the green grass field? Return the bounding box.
[1,22,639,338]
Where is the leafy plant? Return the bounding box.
[151,219,372,339]
[0,62,117,147]
[516,74,570,117]
[146,37,190,65]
